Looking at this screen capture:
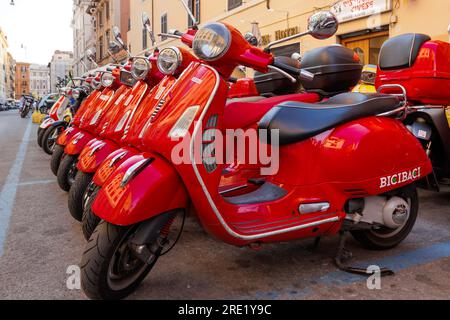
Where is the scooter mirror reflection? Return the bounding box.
[244,32,258,46]
[113,26,126,48]
[142,12,156,45]
[308,11,339,40]
[109,41,121,55]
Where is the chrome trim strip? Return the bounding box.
[109,151,128,168]
[189,64,340,241]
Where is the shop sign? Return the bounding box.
[331,0,392,23]
[261,26,300,46]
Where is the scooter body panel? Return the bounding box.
[39,117,55,130]
[57,126,81,147]
[77,138,120,173]
[64,131,96,156]
[92,146,139,187]
[92,153,188,226]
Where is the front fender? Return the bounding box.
[93,147,138,187]
[51,120,69,129]
[92,153,188,226]
[39,118,54,130]
[64,131,96,156]
[57,126,80,146]
[77,139,119,173]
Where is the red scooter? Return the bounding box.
[78,12,363,240]
[80,12,432,300]
[375,33,450,189]
[51,73,105,175]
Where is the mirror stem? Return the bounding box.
[265,30,310,52]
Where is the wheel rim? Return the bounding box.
[47,129,59,151]
[68,160,78,186]
[106,228,157,291]
[370,197,412,238]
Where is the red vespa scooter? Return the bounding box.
[51,73,104,175]
[79,10,365,240]
[67,50,165,221]
[80,13,432,300]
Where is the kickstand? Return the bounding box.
[334,231,395,277]
[307,237,321,252]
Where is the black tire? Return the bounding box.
[82,187,101,241]
[81,221,160,300]
[351,186,419,250]
[50,145,65,176]
[20,107,29,118]
[42,126,61,155]
[57,155,78,192]
[37,128,45,148]
[68,172,94,222]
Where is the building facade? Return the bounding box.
[86,0,130,66]
[127,0,450,66]
[0,28,8,101]
[49,50,73,92]
[72,0,97,76]
[6,52,15,100]
[29,64,50,98]
[15,62,30,98]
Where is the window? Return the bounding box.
[188,0,200,27]
[161,13,168,41]
[105,1,110,20]
[228,0,242,11]
[98,10,103,28]
[142,28,148,50]
[128,18,131,31]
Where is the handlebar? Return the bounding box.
[271,59,315,83]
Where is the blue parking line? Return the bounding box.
[245,241,450,300]
[0,120,32,257]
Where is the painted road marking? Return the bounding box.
[18,179,56,187]
[243,241,450,300]
[0,120,32,257]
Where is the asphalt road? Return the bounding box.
[0,110,449,300]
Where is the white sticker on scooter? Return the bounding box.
[99,95,109,101]
[154,87,166,100]
[115,94,126,105]
[124,95,134,106]
[380,167,421,189]
[192,77,202,84]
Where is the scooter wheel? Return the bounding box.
[81,221,160,300]
[57,155,78,192]
[37,128,45,148]
[82,187,101,241]
[68,172,94,222]
[50,145,65,176]
[351,186,418,250]
[42,126,59,155]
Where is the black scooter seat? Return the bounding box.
[258,93,401,145]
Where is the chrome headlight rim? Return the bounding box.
[101,72,115,88]
[131,57,151,80]
[193,23,232,62]
[157,47,183,75]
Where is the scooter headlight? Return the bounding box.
[131,57,151,80]
[72,89,80,99]
[157,47,182,75]
[101,72,115,87]
[193,23,231,61]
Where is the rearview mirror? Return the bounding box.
[113,26,126,48]
[86,48,96,61]
[109,41,121,54]
[142,12,156,45]
[308,11,338,40]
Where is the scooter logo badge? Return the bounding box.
[380,167,421,189]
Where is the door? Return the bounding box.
[341,31,389,65]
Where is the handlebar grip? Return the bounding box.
[173,30,184,37]
[299,69,315,82]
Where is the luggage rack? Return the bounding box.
[377,84,409,119]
